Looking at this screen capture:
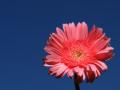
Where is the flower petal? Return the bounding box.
[76,22,88,40]
[87,26,103,43]
[56,27,67,41]
[63,24,71,40]
[55,64,68,77]
[97,47,114,54]
[95,61,108,71]
[95,51,113,61]
[73,66,80,73]
[86,70,95,83]
[90,35,110,52]
[88,64,100,77]
[67,69,74,78]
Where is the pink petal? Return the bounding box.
[63,24,71,40]
[49,63,65,75]
[88,64,100,77]
[78,68,84,77]
[67,69,74,77]
[86,65,90,70]
[82,71,86,80]
[55,64,67,77]
[44,46,62,55]
[90,35,111,52]
[97,47,114,54]
[95,51,113,61]
[50,33,63,48]
[95,61,108,71]
[46,54,61,59]
[60,68,69,77]
[77,68,86,80]
[45,57,60,65]
[73,66,79,73]
[68,23,76,40]
[44,63,53,67]
[87,26,103,43]
[56,27,67,41]
[76,22,88,40]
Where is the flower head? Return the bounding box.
[44,22,113,83]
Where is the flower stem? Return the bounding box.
[74,74,81,90]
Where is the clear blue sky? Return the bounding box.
[0,0,119,90]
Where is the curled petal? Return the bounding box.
[86,70,95,83]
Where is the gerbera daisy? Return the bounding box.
[43,22,113,86]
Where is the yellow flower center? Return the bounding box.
[71,50,85,61]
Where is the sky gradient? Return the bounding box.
[0,0,120,90]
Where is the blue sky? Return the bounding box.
[0,0,120,90]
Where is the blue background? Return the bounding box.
[0,0,119,90]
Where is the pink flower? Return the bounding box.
[44,22,113,83]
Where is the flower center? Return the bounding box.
[62,41,89,67]
[72,51,82,58]
[71,49,85,61]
